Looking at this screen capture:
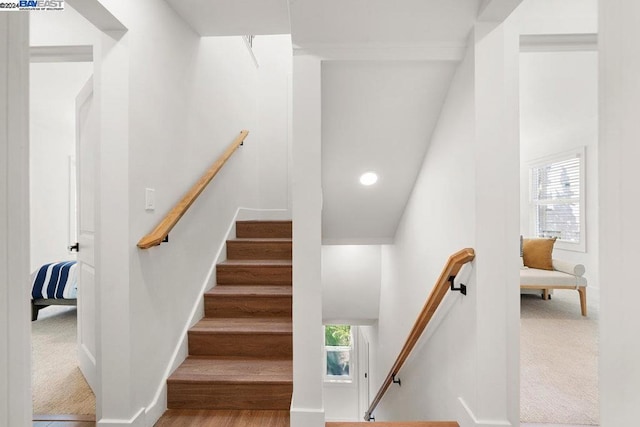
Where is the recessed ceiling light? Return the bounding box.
[359,172,378,186]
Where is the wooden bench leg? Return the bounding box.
[31,302,39,321]
[543,289,550,300]
[578,287,587,316]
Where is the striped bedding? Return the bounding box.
[31,261,78,300]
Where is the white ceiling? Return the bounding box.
[289,0,480,47]
[321,61,458,243]
[164,0,290,36]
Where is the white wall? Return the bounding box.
[599,1,640,425]
[515,0,597,35]
[128,29,261,423]
[30,62,93,271]
[254,35,292,212]
[322,245,381,323]
[375,46,478,421]
[372,20,521,425]
[31,2,292,425]
[118,6,291,423]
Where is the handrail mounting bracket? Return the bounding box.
[392,374,401,387]
[449,275,467,295]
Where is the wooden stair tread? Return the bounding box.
[230,238,291,242]
[326,423,458,427]
[236,221,292,239]
[218,259,292,266]
[155,410,289,427]
[206,285,292,297]
[191,318,292,334]
[169,358,292,384]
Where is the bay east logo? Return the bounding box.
[20,0,64,9]
[0,0,64,10]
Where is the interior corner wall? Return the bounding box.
[518,50,599,289]
[599,1,640,424]
[374,46,478,422]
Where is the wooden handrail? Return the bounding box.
[137,130,249,249]
[364,248,476,421]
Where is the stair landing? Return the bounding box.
[326,423,459,427]
[155,409,289,427]
[155,412,458,427]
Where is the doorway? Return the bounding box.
[29,55,95,419]
[518,35,600,427]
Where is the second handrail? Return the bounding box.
[364,247,476,421]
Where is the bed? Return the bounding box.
[31,260,78,321]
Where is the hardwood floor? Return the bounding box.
[154,409,289,427]
[34,423,95,427]
[33,414,95,427]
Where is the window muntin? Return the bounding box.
[529,148,585,251]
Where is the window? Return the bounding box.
[529,147,585,252]
[324,324,353,382]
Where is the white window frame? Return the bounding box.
[323,324,355,384]
[528,147,586,252]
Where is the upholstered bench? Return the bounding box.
[520,259,588,316]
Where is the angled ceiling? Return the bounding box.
[312,1,481,244]
[321,61,458,243]
[164,0,290,36]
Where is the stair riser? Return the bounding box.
[167,382,292,410]
[226,241,292,260]
[236,222,292,239]
[217,265,292,285]
[204,296,292,318]
[188,333,292,359]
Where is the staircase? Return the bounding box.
[156,220,292,426]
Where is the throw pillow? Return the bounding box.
[522,237,556,270]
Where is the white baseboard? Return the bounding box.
[458,398,512,427]
[144,207,290,426]
[290,407,325,427]
[98,407,145,427]
[144,385,167,427]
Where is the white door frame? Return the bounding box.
[0,12,32,427]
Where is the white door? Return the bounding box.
[358,328,370,419]
[75,76,97,393]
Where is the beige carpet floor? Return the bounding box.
[521,290,599,425]
[32,306,96,415]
